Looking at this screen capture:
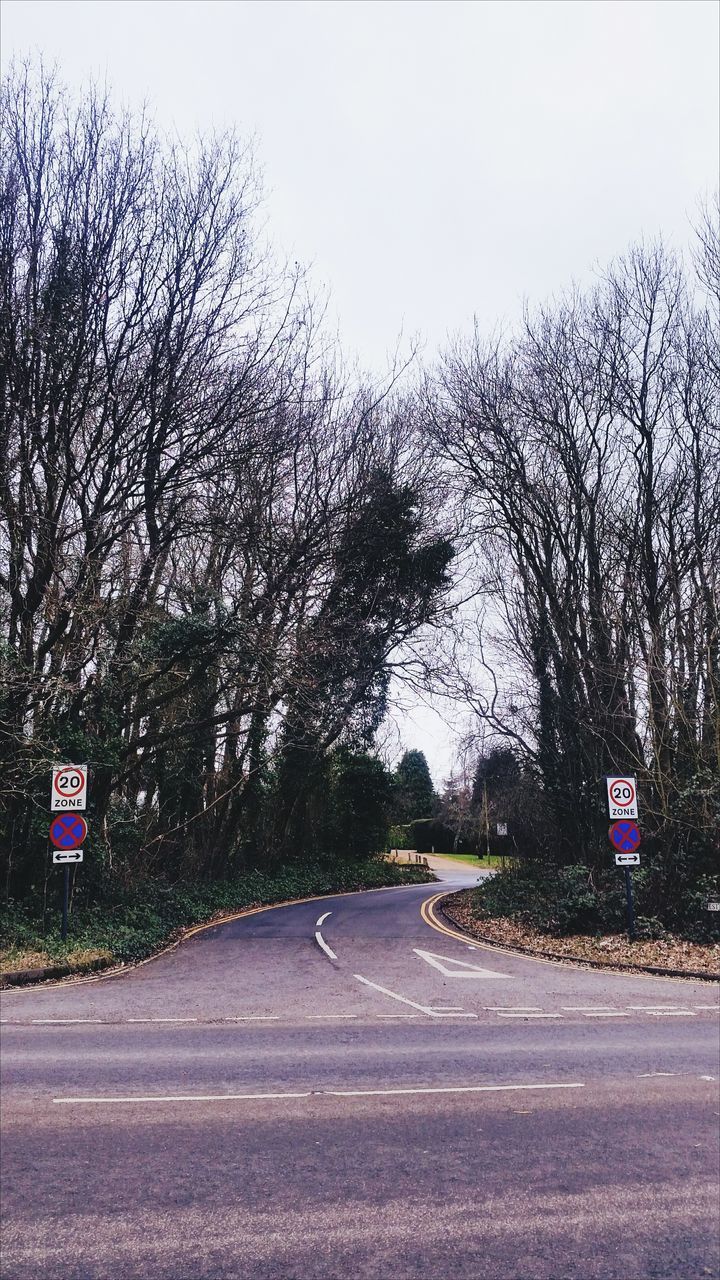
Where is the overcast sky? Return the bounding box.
[3,0,718,783]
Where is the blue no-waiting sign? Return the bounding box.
[608,820,641,854]
[49,813,87,850]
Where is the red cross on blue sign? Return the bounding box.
[608,820,641,853]
[49,813,87,850]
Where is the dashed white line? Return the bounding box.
[496,1012,563,1019]
[126,1017,198,1023]
[579,1011,628,1018]
[31,1018,103,1024]
[637,1072,677,1077]
[226,1015,280,1022]
[314,912,338,962]
[486,1006,542,1012]
[644,1010,696,1017]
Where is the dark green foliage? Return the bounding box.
[0,859,434,967]
[409,817,475,854]
[472,863,720,943]
[328,751,393,860]
[391,750,437,824]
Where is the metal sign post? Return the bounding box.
[623,866,636,941]
[606,777,641,943]
[48,769,88,942]
[61,866,70,942]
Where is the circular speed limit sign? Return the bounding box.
[609,778,635,807]
[51,764,88,811]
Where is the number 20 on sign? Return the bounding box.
[606,775,638,819]
[51,765,87,812]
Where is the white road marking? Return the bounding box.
[496,1012,563,1019]
[226,1015,280,1021]
[486,1006,542,1011]
[413,948,509,978]
[377,1014,420,1018]
[305,1014,358,1019]
[430,1006,464,1012]
[637,1072,677,1077]
[31,1018,103,1024]
[54,1081,586,1105]
[644,1010,697,1017]
[694,1005,719,1011]
[327,1082,585,1098]
[126,1017,198,1023]
[54,1091,312,1104]
[562,1006,619,1012]
[314,912,338,962]
[699,1075,717,1081]
[580,1011,629,1018]
[316,912,332,928]
[353,974,476,1017]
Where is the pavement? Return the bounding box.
[1,860,718,1279]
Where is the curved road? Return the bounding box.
[1,862,718,1279]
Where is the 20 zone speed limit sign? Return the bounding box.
[606,776,638,819]
[51,765,87,812]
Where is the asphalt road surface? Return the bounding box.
[2,861,719,1280]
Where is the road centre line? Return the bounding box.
[53,1081,586,1105]
[126,1017,198,1023]
[353,974,476,1018]
[485,1006,542,1011]
[328,1082,586,1098]
[314,911,338,962]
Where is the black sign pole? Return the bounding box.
[61,865,69,942]
[624,867,636,942]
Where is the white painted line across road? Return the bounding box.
[53,1081,586,1105]
[354,974,477,1018]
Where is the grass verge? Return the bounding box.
[0,859,434,982]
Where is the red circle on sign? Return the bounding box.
[608,820,641,853]
[609,778,635,807]
[49,814,88,849]
[54,768,85,798]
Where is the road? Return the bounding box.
[1,861,718,1280]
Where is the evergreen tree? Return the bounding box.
[392,750,436,823]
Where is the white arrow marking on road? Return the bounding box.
[413,948,510,978]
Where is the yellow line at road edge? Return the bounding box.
[420,893,716,982]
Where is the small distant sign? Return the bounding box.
[607,776,638,819]
[51,765,87,811]
[52,849,84,865]
[496,822,508,836]
[707,899,720,912]
[615,851,640,867]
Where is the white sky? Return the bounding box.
[3,0,718,784]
